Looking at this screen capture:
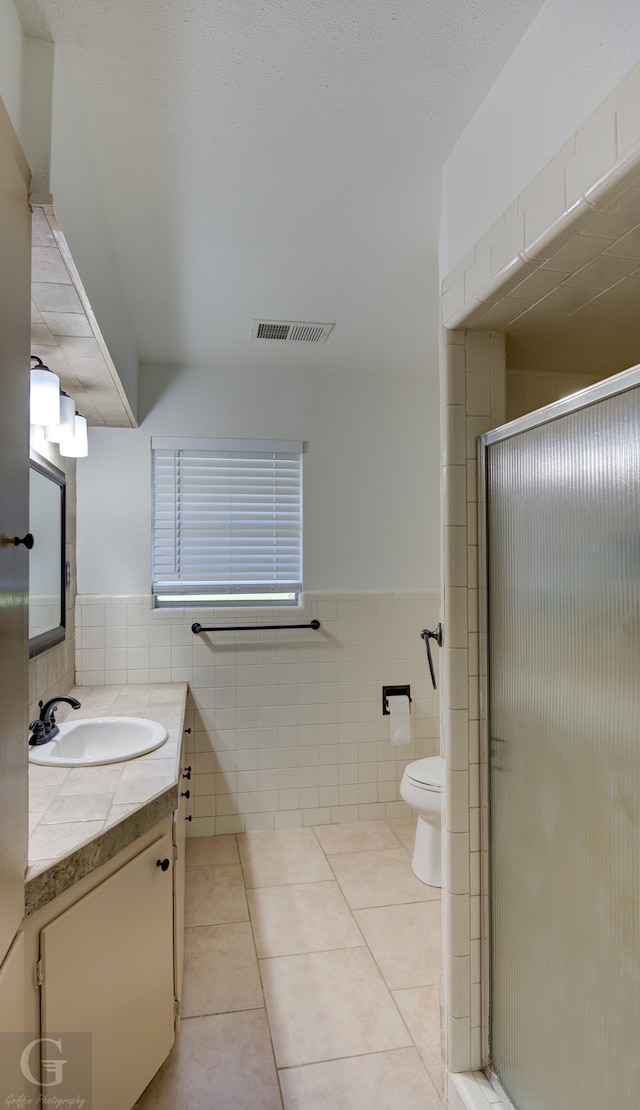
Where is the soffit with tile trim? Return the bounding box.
[30,206,137,428]
[459,166,640,377]
[14,0,546,375]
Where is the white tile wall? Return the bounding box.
[76,591,440,834]
[506,368,603,421]
[440,330,505,1092]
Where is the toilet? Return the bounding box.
[399,755,445,887]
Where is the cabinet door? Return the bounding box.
[0,97,30,966]
[41,833,175,1110]
[0,933,30,1100]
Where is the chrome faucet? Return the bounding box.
[29,695,82,746]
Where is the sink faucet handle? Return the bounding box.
[29,720,48,746]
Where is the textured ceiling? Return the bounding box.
[15,0,546,374]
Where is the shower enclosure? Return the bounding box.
[480,366,640,1109]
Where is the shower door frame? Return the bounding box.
[477,361,640,1103]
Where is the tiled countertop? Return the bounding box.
[26,682,188,915]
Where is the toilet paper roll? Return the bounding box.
[388,694,410,746]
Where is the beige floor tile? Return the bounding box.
[354,901,442,989]
[279,1046,442,1109]
[388,816,417,853]
[184,863,248,926]
[248,880,364,957]
[393,985,444,1096]
[133,1010,282,1110]
[313,820,403,855]
[182,922,263,1016]
[260,946,411,1067]
[186,833,239,868]
[329,848,438,909]
[238,827,333,888]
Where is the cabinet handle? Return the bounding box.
[186,815,192,822]
[184,727,192,734]
[180,790,190,799]
[14,533,35,549]
[182,766,191,779]
[156,858,170,872]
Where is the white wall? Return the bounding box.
[441,0,640,274]
[0,0,24,131]
[77,361,439,595]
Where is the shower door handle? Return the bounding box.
[420,624,443,690]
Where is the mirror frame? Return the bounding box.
[29,452,66,659]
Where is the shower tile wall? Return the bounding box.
[506,368,603,422]
[439,57,640,1104]
[75,592,440,834]
[441,329,505,1080]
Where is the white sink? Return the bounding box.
[28,716,169,767]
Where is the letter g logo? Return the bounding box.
[20,1036,67,1087]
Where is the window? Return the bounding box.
[151,437,303,607]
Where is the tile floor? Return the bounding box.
[134,819,443,1109]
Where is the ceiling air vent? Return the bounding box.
[252,319,335,344]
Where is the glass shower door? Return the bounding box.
[485,379,640,1109]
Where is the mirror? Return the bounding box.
[29,453,66,658]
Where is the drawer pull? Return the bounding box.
[156,858,170,872]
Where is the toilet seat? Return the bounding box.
[404,755,445,791]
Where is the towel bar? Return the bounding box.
[192,619,321,634]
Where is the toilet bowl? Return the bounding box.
[399,755,445,887]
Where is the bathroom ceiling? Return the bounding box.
[15,0,546,380]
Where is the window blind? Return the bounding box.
[151,439,302,604]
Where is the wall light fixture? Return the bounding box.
[45,391,76,443]
[59,412,88,458]
[30,356,60,427]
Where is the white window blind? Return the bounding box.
[151,438,302,605]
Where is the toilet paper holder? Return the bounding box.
[382,685,411,715]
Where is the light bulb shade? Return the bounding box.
[60,414,88,458]
[45,393,76,443]
[30,364,60,426]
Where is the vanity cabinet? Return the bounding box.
[19,802,188,1109]
[40,830,175,1110]
[173,761,191,1020]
